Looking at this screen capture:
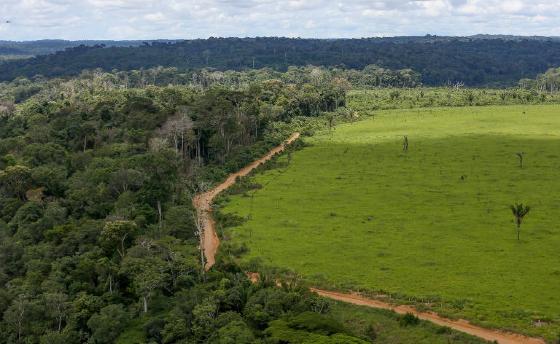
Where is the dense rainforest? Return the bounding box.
[2,35,558,58]
[0,69,375,344]
[2,37,560,86]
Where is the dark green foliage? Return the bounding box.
[0,70,365,344]
[213,319,255,344]
[399,313,420,327]
[2,38,560,86]
[87,304,129,344]
[287,311,346,336]
[163,206,196,240]
[365,323,377,340]
[264,318,369,343]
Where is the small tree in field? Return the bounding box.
[510,203,531,241]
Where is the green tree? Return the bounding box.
[0,165,32,200]
[100,220,137,258]
[87,304,128,344]
[192,298,218,341]
[213,320,255,344]
[30,165,67,197]
[95,257,118,294]
[43,293,69,333]
[121,242,170,314]
[3,295,29,343]
[164,206,196,240]
[510,203,531,241]
[161,309,189,344]
[132,260,167,313]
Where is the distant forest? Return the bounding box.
[0,40,181,57]
[2,37,560,86]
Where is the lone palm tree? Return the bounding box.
[510,203,531,241]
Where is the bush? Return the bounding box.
[365,323,377,340]
[287,311,346,336]
[398,312,420,327]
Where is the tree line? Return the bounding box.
[2,37,560,86]
[0,64,419,106]
[519,67,560,92]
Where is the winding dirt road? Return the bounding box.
[193,132,301,270]
[192,132,546,344]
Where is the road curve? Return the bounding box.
[312,289,545,344]
[192,132,546,344]
[193,132,301,270]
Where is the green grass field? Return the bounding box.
[221,105,560,340]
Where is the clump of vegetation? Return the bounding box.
[399,313,420,327]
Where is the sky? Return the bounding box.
[0,0,559,41]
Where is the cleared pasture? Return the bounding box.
[221,105,560,340]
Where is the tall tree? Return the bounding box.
[100,220,137,258]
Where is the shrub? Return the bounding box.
[365,323,377,340]
[398,312,420,327]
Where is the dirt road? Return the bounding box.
[312,289,545,344]
[192,132,546,344]
[193,132,301,270]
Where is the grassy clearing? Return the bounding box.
[220,105,560,340]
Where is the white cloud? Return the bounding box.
[144,12,166,22]
[0,0,558,40]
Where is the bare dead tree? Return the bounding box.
[403,135,409,152]
[159,109,195,157]
[191,209,207,282]
[516,152,524,168]
[193,181,211,279]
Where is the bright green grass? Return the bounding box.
[222,105,560,340]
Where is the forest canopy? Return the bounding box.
[0,68,364,343]
[2,37,560,86]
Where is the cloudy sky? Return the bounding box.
[0,0,559,41]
